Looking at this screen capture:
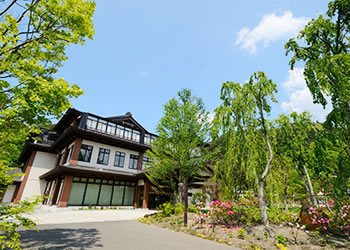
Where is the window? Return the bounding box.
[106,123,116,135]
[114,151,125,168]
[97,148,110,165]
[128,154,139,169]
[144,134,151,145]
[86,116,98,130]
[124,127,132,140]
[116,125,124,138]
[96,119,107,133]
[78,144,93,162]
[132,130,140,142]
[142,157,151,169]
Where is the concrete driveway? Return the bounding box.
[19,220,239,250]
[26,207,156,225]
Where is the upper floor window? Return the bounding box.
[142,157,151,169]
[64,146,73,164]
[78,144,93,162]
[97,148,110,165]
[132,130,140,142]
[86,116,98,130]
[144,134,151,145]
[116,125,124,138]
[129,154,139,169]
[114,151,125,168]
[96,119,107,133]
[106,123,116,135]
[124,127,132,140]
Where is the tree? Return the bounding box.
[275,112,322,207]
[285,0,350,158]
[146,89,209,226]
[285,0,350,203]
[0,0,95,247]
[213,72,277,227]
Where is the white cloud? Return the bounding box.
[235,11,308,53]
[281,68,332,122]
[140,71,149,77]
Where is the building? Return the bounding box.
[5,108,170,208]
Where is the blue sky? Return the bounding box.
[58,0,332,133]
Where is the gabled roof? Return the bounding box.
[105,112,154,135]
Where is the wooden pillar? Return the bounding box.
[58,176,73,207]
[69,138,82,166]
[137,152,144,172]
[14,151,36,202]
[142,180,150,208]
[133,185,140,208]
[11,184,21,203]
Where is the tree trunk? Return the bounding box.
[184,180,188,227]
[302,163,318,207]
[257,177,269,227]
[293,162,318,207]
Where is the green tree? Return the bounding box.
[213,72,277,227]
[146,89,209,226]
[0,0,95,248]
[275,112,322,207]
[285,0,350,158]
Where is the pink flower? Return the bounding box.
[323,226,327,230]
[227,210,234,215]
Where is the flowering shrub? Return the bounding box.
[208,198,261,226]
[281,212,306,243]
[308,200,350,239]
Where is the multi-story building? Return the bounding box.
[5,108,170,208]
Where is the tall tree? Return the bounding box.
[146,89,209,226]
[285,0,350,157]
[213,72,277,227]
[0,0,95,248]
[275,112,322,207]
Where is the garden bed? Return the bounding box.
[139,213,349,249]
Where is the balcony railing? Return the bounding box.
[84,115,156,145]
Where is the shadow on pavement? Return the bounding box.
[19,228,103,249]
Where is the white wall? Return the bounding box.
[75,139,141,174]
[2,184,16,202]
[21,151,57,201]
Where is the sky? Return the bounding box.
[57,0,332,133]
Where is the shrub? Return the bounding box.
[209,198,261,226]
[157,202,175,217]
[237,228,246,239]
[174,203,184,216]
[276,234,287,246]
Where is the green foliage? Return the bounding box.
[212,71,277,226]
[157,202,175,217]
[174,203,184,216]
[146,88,210,194]
[0,1,95,248]
[0,196,42,249]
[191,192,207,205]
[276,234,287,245]
[237,228,246,239]
[285,0,350,201]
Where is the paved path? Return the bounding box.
[26,208,156,225]
[19,220,239,250]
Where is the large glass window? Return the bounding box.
[111,185,124,205]
[83,183,100,206]
[129,154,139,169]
[97,148,110,165]
[96,119,107,133]
[78,144,93,162]
[116,125,124,138]
[86,116,98,130]
[124,127,132,140]
[67,182,86,205]
[132,130,140,142]
[114,151,125,168]
[144,134,151,145]
[106,123,116,135]
[123,186,135,206]
[98,184,113,205]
